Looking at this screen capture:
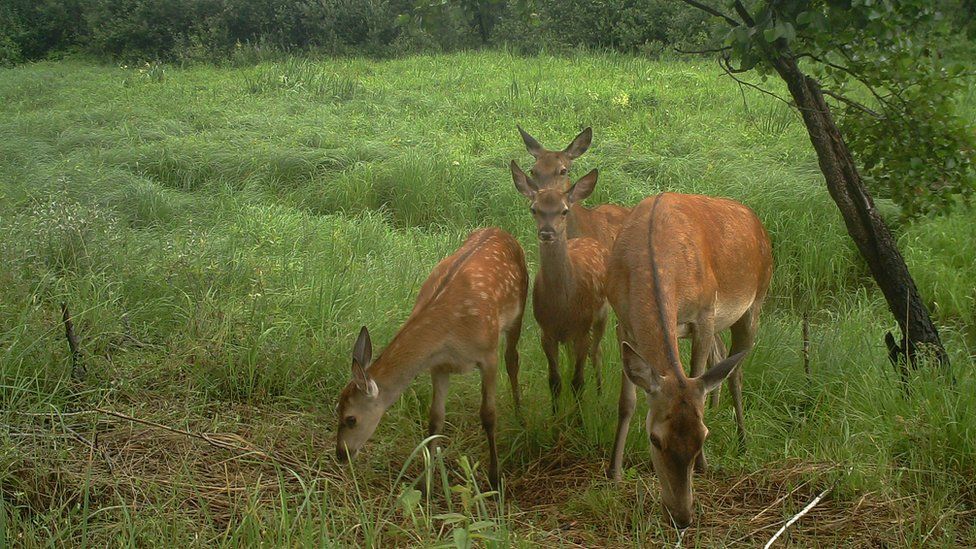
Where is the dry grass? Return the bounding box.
[5,404,938,547]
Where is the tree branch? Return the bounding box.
[674,45,732,55]
[732,1,756,27]
[821,89,882,119]
[676,0,742,27]
[719,55,794,107]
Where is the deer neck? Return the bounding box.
[632,288,687,382]
[365,316,449,409]
[538,234,577,301]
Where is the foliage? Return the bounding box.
[720,0,976,219]
[1,54,974,545]
[0,0,722,62]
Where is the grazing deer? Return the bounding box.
[517,125,632,250]
[335,228,528,489]
[607,193,773,528]
[511,161,610,407]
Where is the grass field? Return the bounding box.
[1,51,975,547]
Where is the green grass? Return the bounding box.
[1,51,974,547]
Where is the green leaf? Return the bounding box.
[452,527,470,549]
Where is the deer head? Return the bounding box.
[335,326,386,462]
[620,342,746,528]
[511,160,598,243]
[517,125,592,190]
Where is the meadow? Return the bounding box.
[1,51,975,547]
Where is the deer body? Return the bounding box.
[335,228,528,488]
[607,192,772,528]
[512,162,610,406]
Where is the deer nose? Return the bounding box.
[538,229,556,242]
[336,446,349,463]
[666,504,693,529]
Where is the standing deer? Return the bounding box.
[511,161,610,407]
[607,193,772,528]
[335,228,528,489]
[517,125,632,250]
[518,125,729,399]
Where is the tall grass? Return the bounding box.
[0,52,974,546]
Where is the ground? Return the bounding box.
[0,51,974,547]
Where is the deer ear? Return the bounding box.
[517,125,544,158]
[621,342,661,394]
[567,169,598,204]
[353,326,372,368]
[351,327,378,397]
[564,127,592,159]
[510,160,537,199]
[698,351,747,394]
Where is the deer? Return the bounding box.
[335,227,529,489]
[519,125,731,406]
[606,192,773,529]
[517,125,632,251]
[511,160,610,408]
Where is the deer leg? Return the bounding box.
[610,370,637,482]
[504,313,524,418]
[691,317,716,473]
[728,306,758,449]
[428,370,450,452]
[708,334,728,409]
[542,333,561,413]
[571,330,591,398]
[479,357,500,490]
[589,305,609,395]
[414,369,452,495]
[609,324,637,482]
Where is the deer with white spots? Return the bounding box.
[511,161,610,409]
[335,228,528,489]
[607,193,773,528]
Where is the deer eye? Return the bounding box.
[649,434,662,450]
[559,168,567,175]
[344,416,357,428]
[529,206,537,215]
[561,208,569,216]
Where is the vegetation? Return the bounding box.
[1,52,975,546]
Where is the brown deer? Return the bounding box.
[517,125,632,250]
[607,193,773,528]
[335,228,528,489]
[511,161,610,407]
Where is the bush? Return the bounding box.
[494,0,716,54]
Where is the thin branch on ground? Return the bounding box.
[762,486,832,548]
[91,407,321,477]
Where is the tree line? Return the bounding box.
[0,0,717,64]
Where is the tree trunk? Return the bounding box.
[767,54,949,370]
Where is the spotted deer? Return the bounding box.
[517,125,632,251]
[335,228,528,488]
[511,161,610,408]
[607,193,773,528]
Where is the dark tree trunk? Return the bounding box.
[767,54,950,370]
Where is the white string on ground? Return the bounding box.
[762,487,831,549]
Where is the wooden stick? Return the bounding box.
[60,302,84,380]
[802,314,810,376]
[762,487,831,548]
